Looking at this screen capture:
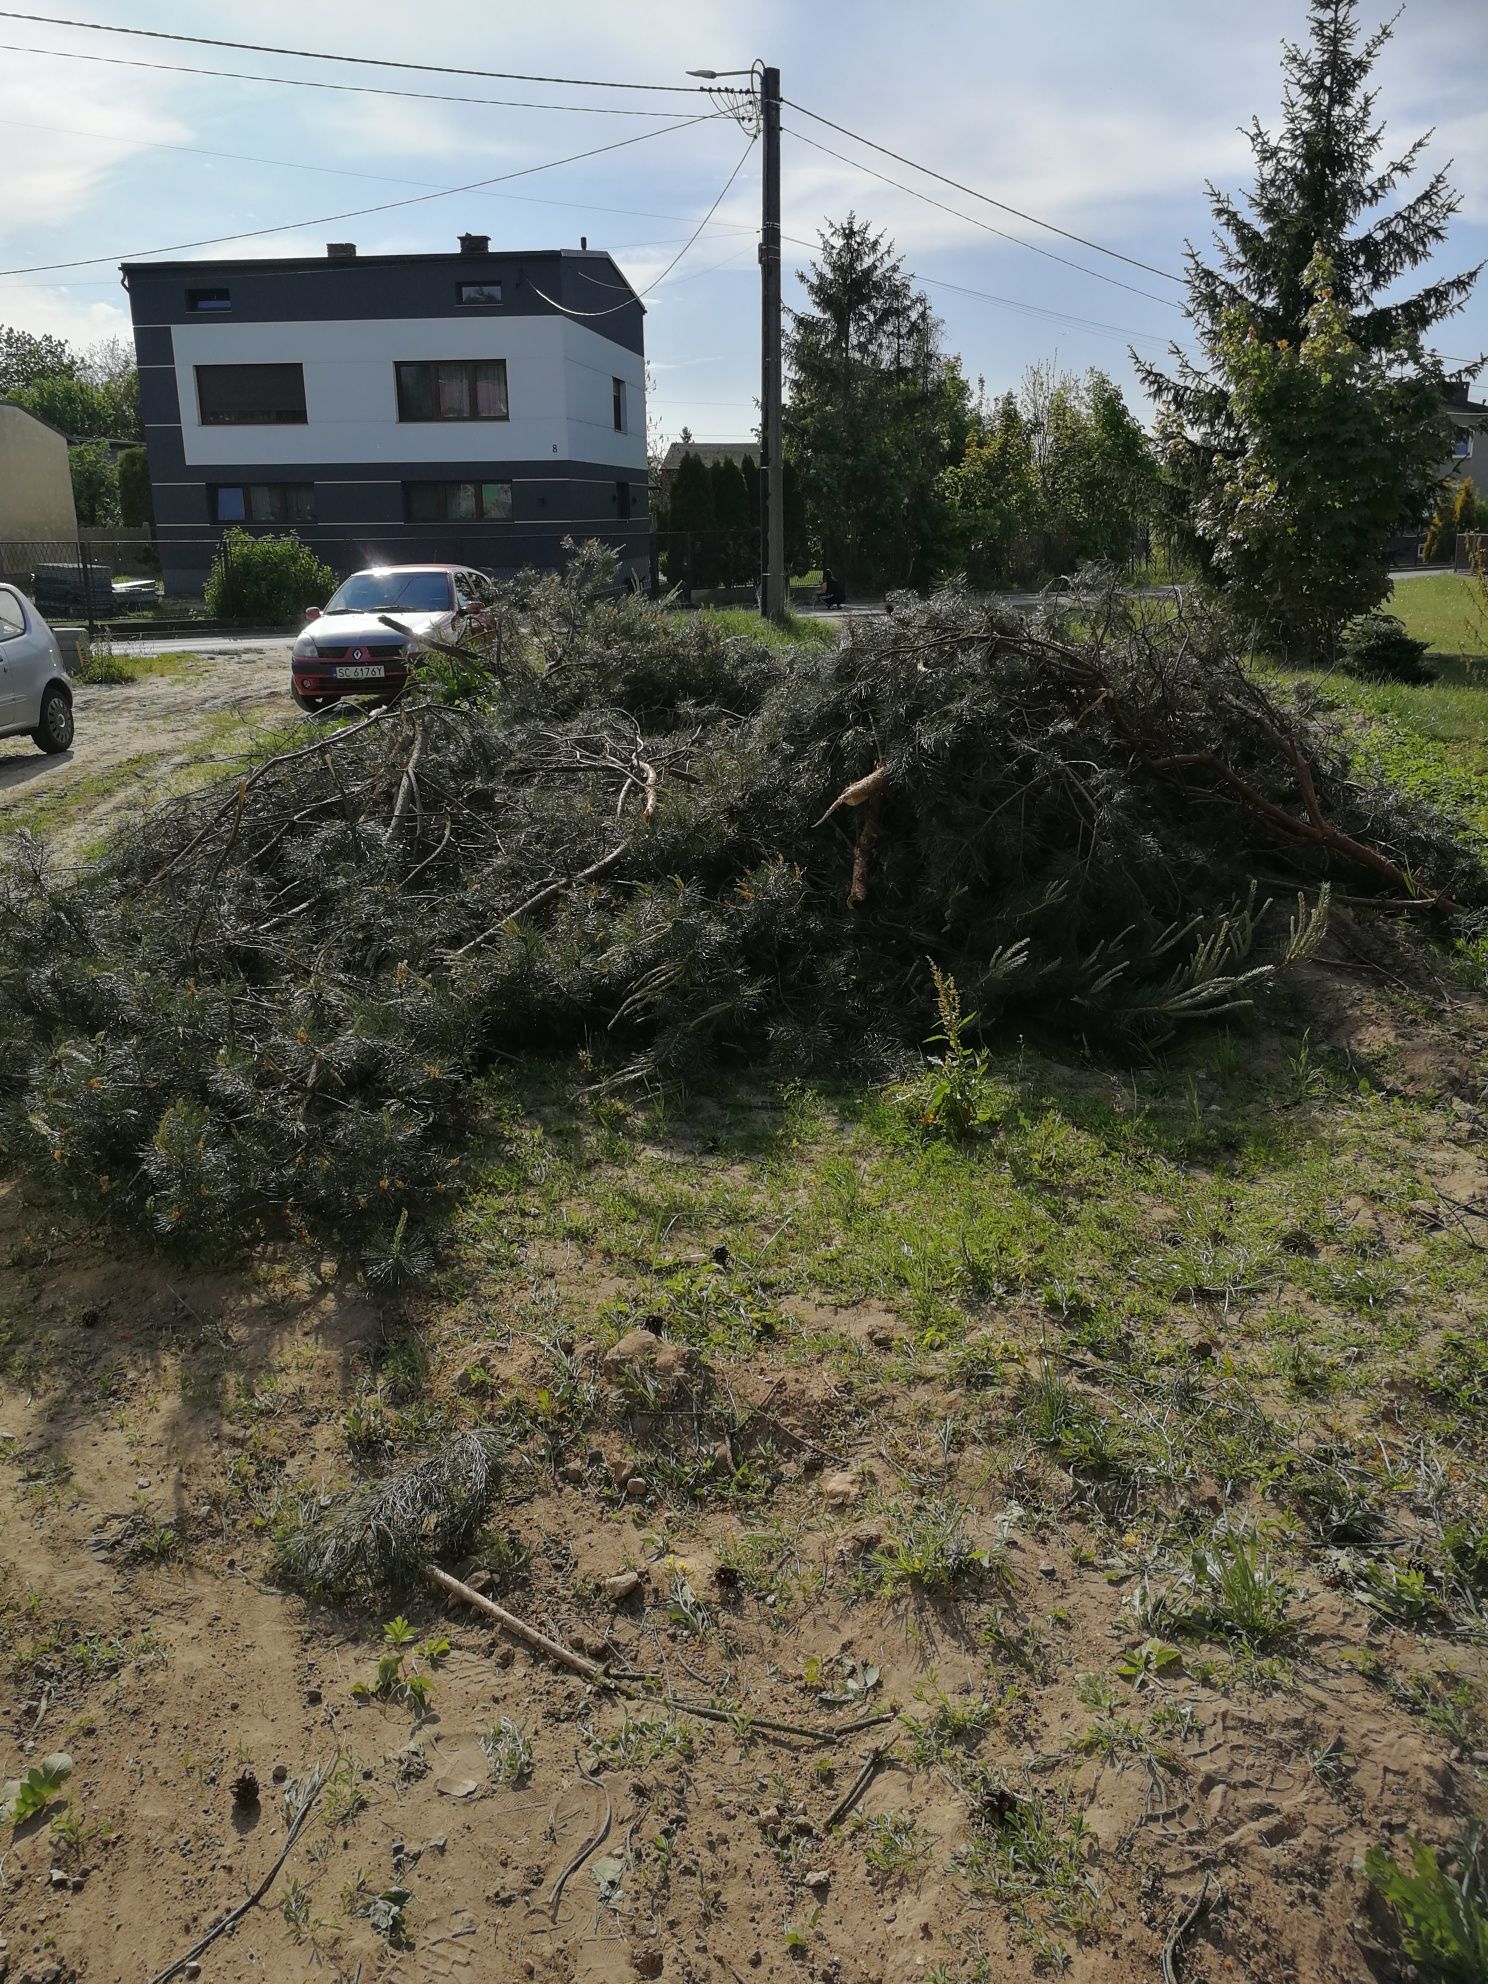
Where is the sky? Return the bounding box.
[0,0,1483,454]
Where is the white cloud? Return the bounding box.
[0,52,191,226]
[1433,112,1488,224]
[0,283,133,350]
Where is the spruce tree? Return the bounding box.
[1137,0,1480,642]
[784,215,972,589]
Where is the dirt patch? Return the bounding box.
[3,1114,1487,1984]
[0,647,291,859]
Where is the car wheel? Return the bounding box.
[292,686,339,713]
[32,684,74,754]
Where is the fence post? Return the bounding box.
[77,536,98,642]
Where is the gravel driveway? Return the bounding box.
[0,647,292,861]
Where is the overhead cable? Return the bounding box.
[785,126,1181,309]
[0,38,692,113]
[525,139,757,316]
[0,115,721,276]
[784,96,1185,285]
[0,11,704,90]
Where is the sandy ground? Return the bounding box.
[0,648,292,859]
[0,662,1484,1982]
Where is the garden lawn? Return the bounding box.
[1387,571,1486,659]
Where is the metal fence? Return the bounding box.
[0,524,1200,634]
[0,537,189,632]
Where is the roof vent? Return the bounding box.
[580,235,588,251]
[459,233,490,257]
[327,242,356,260]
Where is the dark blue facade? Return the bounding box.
[123,243,648,593]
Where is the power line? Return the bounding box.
[785,126,1181,309]
[526,140,758,317]
[5,118,459,190]
[0,115,722,277]
[0,11,704,91]
[0,116,776,242]
[0,39,690,114]
[914,275,1174,349]
[783,96,1185,286]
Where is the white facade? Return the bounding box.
[159,316,646,472]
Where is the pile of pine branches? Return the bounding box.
[0,548,1477,1261]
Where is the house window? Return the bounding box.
[457,281,503,307]
[395,359,508,422]
[212,484,315,525]
[403,481,513,522]
[195,363,306,425]
[612,376,626,432]
[186,287,231,313]
[1452,427,1473,459]
[615,480,632,521]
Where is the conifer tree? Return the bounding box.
[785,215,972,589]
[1137,0,1480,640]
[666,450,716,587]
[708,456,752,584]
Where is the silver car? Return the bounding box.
[0,583,75,754]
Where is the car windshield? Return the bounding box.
[322,570,451,615]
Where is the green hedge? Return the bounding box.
[204,529,335,624]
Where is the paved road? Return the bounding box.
[106,630,290,663]
[92,569,1460,656]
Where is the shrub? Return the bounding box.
[204,528,334,624]
[1336,611,1435,682]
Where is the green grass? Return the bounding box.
[76,645,207,686]
[1386,573,1487,660]
[1280,658,1488,853]
[446,1016,1488,1548]
[699,605,837,650]
[0,750,161,841]
[0,707,284,854]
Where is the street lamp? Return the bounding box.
[684,63,784,623]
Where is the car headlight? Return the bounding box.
[292,634,318,661]
[402,642,424,661]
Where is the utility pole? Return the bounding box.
[686,60,786,624]
[758,65,785,625]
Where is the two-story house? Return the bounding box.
[123,234,647,595]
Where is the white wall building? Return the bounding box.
[124,234,648,593]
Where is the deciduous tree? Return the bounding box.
[68,440,120,528]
